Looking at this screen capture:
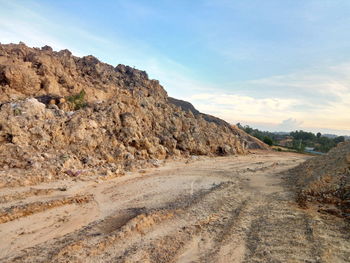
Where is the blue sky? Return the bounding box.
[1,0,349,135]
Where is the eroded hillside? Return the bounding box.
[0,43,267,187]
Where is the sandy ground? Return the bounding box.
[0,151,350,262]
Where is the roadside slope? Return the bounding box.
[290,141,350,218]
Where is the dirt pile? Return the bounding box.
[292,141,350,217]
[0,42,267,187]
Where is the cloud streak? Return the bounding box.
[190,64,350,135]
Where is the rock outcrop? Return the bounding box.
[291,142,350,218]
[0,42,267,187]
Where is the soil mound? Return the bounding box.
[292,142,350,218]
[0,42,267,187]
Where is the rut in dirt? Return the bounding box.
[1,153,350,263]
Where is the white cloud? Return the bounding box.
[190,93,299,123]
[244,64,350,100]
[276,118,303,131]
[189,64,350,135]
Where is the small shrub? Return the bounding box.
[13,108,22,116]
[66,90,87,110]
[263,136,273,146]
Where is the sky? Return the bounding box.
[0,0,349,135]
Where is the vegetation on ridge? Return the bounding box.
[237,123,346,153]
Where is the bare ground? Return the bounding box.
[1,151,349,263]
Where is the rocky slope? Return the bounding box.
[291,142,350,218]
[168,97,267,149]
[0,42,267,187]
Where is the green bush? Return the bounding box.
[66,90,87,110]
[263,136,273,146]
[13,108,22,116]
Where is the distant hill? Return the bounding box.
[322,134,350,140]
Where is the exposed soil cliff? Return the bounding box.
[0,42,267,187]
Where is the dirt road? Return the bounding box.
[1,151,350,262]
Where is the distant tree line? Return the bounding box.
[289,130,345,152]
[236,124,279,146]
[237,124,345,153]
